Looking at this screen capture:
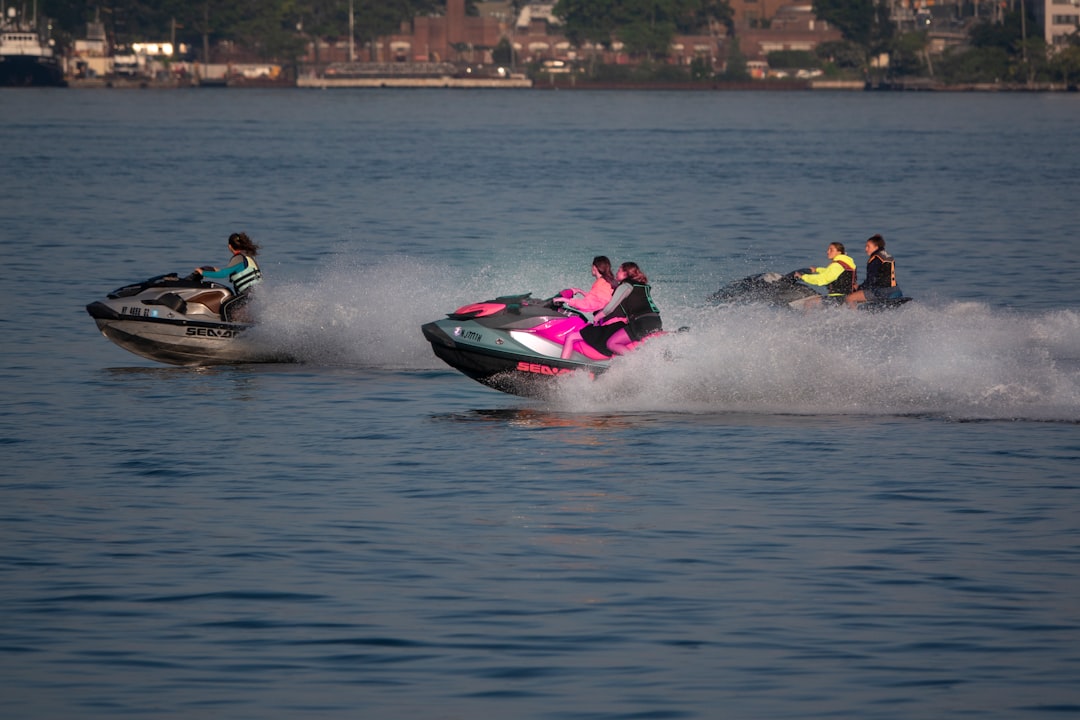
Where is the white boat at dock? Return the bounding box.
[0,2,65,87]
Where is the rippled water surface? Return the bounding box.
[2,88,1079,719]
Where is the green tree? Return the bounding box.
[232,0,307,61]
[615,0,726,59]
[811,0,893,73]
[1050,44,1080,86]
[492,36,516,65]
[937,46,1010,84]
[353,0,437,59]
[891,31,930,77]
[554,0,619,73]
[555,0,618,49]
[688,0,733,35]
[1018,36,1052,83]
[967,5,1044,83]
[556,0,732,63]
[720,35,748,79]
[617,17,677,58]
[815,39,864,72]
[40,0,438,64]
[766,49,818,69]
[689,55,712,79]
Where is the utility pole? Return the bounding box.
[348,0,355,62]
[1019,0,1031,85]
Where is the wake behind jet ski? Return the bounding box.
[86,271,291,366]
[422,292,662,397]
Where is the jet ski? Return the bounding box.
[422,292,652,397]
[708,268,912,310]
[86,272,291,366]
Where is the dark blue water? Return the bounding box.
[2,88,1079,719]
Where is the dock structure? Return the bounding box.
[298,75,532,88]
[298,61,532,89]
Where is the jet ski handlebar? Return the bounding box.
[546,294,595,322]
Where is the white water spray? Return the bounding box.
[243,253,1080,421]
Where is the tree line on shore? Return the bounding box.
[35,0,1080,85]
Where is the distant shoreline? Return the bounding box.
[60,76,1077,92]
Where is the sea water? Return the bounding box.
[1,88,1079,719]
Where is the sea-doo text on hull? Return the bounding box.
[422,293,649,397]
[87,272,289,366]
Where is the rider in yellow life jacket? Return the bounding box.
[794,242,857,307]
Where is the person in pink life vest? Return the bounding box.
[553,255,616,313]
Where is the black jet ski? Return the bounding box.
[708,269,912,310]
[422,292,658,398]
[86,272,291,366]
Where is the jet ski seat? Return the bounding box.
[186,291,225,315]
[144,292,188,314]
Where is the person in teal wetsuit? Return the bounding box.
[194,232,263,321]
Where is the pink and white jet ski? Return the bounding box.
[421,292,656,397]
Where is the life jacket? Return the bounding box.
[611,282,662,339]
[826,256,857,296]
[232,255,262,294]
[864,250,896,288]
[611,282,660,322]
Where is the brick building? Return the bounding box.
[308,0,841,70]
[736,4,843,62]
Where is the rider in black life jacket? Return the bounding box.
[846,234,903,307]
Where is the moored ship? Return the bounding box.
[0,4,66,87]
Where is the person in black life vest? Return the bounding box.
[562,261,662,359]
[793,242,857,307]
[193,232,263,321]
[845,234,903,307]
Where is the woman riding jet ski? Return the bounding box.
[192,232,263,322]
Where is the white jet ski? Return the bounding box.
[86,272,291,366]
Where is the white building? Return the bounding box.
[1037,0,1080,47]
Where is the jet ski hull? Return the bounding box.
[421,298,609,398]
[87,274,291,366]
[709,270,820,307]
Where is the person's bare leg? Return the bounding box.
[845,290,866,308]
[561,331,582,359]
[791,295,822,312]
[605,328,632,356]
